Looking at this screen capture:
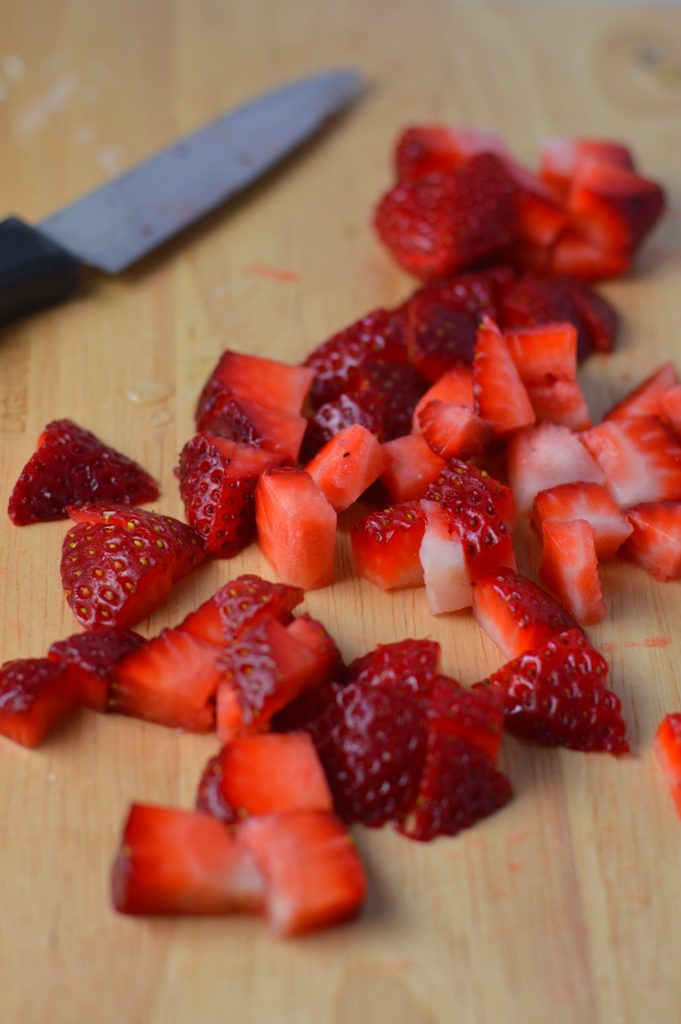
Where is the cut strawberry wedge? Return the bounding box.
[473,318,535,438]
[581,416,681,509]
[540,519,606,625]
[564,279,620,353]
[305,424,388,512]
[350,359,429,440]
[196,733,332,823]
[286,615,344,686]
[532,482,633,559]
[550,229,632,282]
[197,394,308,463]
[505,322,578,384]
[238,811,367,937]
[301,391,386,462]
[196,349,314,423]
[418,401,492,460]
[568,158,665,255]
[48,628,145,712]
[0,659,77,748]
[419,499,470,613]
[507,161,569,248]
[381,434,445,503]
[507,422,605,515]
[352,501,425,591]
[621,501,681,581]
[395,124,509,179]
[111,804,264,915]
[526,378,592,431]
[405,291,477,381]
[179,574,303,648]
[654,714,681,817]
[255,467,336,590]
[539,137,636,196]
[412,366,475,430]
[604,362,679,421]
[660,386,681,439]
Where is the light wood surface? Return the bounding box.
[1,2,680,1022]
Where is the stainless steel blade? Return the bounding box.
[38,68,362,274]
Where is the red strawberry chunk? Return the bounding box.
[564,278,619,353]
[477,629,629,753]
[550,229,632,283]
[621,502,681,581]
[350,359,429,440]
[405,292,477,381]
[525,378,592,432]
[352,500,426,591]
[418,499,470,613]
[568,159,665,255]
[61,521,173,630]
[508,161,569,248]
[255,467,336,590]
[473,319,535,438]
[539,137,636,195]
[507,422,605,514]
[581,416,681,509]
[196,733,332,824]
[0,658,76,748]
[301,391,386,462]
[419,400,492,460]
[395,124,509,180]
[540,519,606,625]
[412,366,474,431]
[374,154,518,280]
[499,274,592,361]
[178,433,288,557]
[238,811,366,937]
[349,638,441,691]
[604,362,679,421]
[505,322,578,384]
[381,434,445,503]
[472,568,580,660]
[111,804,264,916]
[179,574,303,647]
[532,482,633,559]
[197,394,307,463]
[425,676,506,761]
[654,714,681,817]
[48,628,145,712]
[7,419,158,526]
[305,424,388,512]
[660,386,681,439]
[196,349,314,424]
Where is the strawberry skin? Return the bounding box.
[0,658,77,748]
[7,419,158,526]
[196,349,314,424]
[197,394,307,463]
[473,318,535,438]
[532,482,633,559]
[352,501,426,591]
[499,273,592,361]
[654,714,681,817]
[395,124,508,180]
[540,518,606,625]
[179,574,303,648]
[477,629,629,753]
[48,627,145,712]
[621,501,681,581]
[405,293,477,382]
[350,359,429,440]
[581,416,681,509]
[301,391,386,462]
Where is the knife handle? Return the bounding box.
[0,217,81,325]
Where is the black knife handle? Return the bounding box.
[0,217,81,324]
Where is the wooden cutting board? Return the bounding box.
[1,2,680,1021]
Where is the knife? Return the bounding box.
[0,68,362,324]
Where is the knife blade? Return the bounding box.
[0,68,362,324]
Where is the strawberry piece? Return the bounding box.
[478,629,629,752]
[419,499,470,613]
[425,675,506,760]
[67,503,205,582]
[660,386,681,439]
[48,628,145,712]
[305,424,388,512]
[381,434,446,502]
[0,658,76,748]
[564,279,619,353]
[568,159,665,254]
[178,433,287,557]
[374,155,518,279]
[508,162,569,248]
[111,804,264,915]
[499,273,592,360]
[581,416,681,509]
[352,500,426,591]
[540,519,606,625]
[532,482,633,559]
[473,318,535,438]
[238,811,366,936]
[300,391,386,462]
[350,359,429,440]
[7,419,158,526]
[303,307,407,409]
[549,229,632,282]
[621,501,681,581]
[524,378,592,432]
[179,575,303,647]
[539,137,636,195]
[507,422,605,515]
[286,614,344,685]
[395,124,508,180]
[405,292,477,381]
[111,629,221,731]
[60,521,173,630]
[418,401,492,460]
[411,268,502,323]
[412,366,475,432]
[654,714,681,817]
[197,395,307,463]
[196,349,314,425]
[255,467,336,590]
[504,322,578,384]
[604,362,679,421]
[472,568,580,660]
[196,733,332,824]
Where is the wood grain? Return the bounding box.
[1,2,680,1022]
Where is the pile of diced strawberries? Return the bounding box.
[2,126,680,938]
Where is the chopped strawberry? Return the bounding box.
[581,416,681,509]
[507,422,605,514]
[305,424,388,512]
[660,386,681,439]
[197,395,307,463]
[352,500,425,590]
[527,378,592,431]
[255,467,336,590]
[508,161,569,248]
[177,433,287,557]
[540,519,606,625]
[539,137,636,195]
[418,401,492,460]
[549,229,632,282]
[0,658,76,748]
[111,629,221,731]
[405,292,477,381]
[196,349,314,424]
[412,268,502,321]
[504,322,578,385]
[532,482,633,559]
[654,714,681,817]
[303,307,407,409]
[179,574,303,647]
[473,318,535,438]
[374,155,518,279]
[111,804,264,915]
[568,159,665,255]
[350,359,429,440]
[7,419,158,526]
[499,273,592,360]
[286,614,344,685]
[472,568,579,660]
[381,434,445,502]
[60,521,174,630]
[238,810,366,936]
[395,124,508,179]
[477,629,629,753]
[604,362,679,421]
[564,278,619,353]
[418,499,470,613]
[412,366,474,431]
[621,501,681,581]
[300,391,385,462]
[48,628,145,712]
[424,675,506,760]
[196,733,332,823]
